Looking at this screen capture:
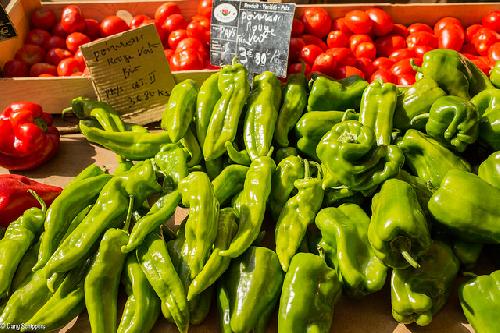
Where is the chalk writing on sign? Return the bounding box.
[0,5,16,42]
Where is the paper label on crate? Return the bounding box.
[81,24,175,122]
[0,5,17,42]
[210,0,295,78]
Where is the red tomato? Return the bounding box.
[373,57,395,71]
[52,23,68,38]
[311,52,337,77]
[57,57,84,76]
[391,23,409,37]
[413,45,433,58]
[438,25,465,51]
[302,34,327,50]
[355,57,377,77]
[288,62,310,75]
[333,17,351,34]
[45,48,72,66]
[164,48,174,61]
[60,5,86,34]
[66,32,90,53]
[473,28,498,56]
[354,42,377,60]
[326,48,356,66]
[292,18,304,37]
[397,73,416,86]
[161,14,188,35]
[466,24,483,42]
[176,37,207,58]
[46,36,66,49]
[100,16,129,37]
[289,38,305,62]
[482,10,500,33]
[375,34,406,57]
[370,68,395,83]
[471,57,492,75]
[344,10,373,35]
[349,34,372,53]
[434,17,463,34]
[408,23,433,34]
[15,45,46,66]
[29,63,57,77]
[489,42,500,62]
[461,43,477,55]
[197,0,212,19]
[30,8,57,31]
[170,48,204,70]
[406,31,438,49]
[365,8,393,36]
[130,15,153,29]
[300,44,323,65]
[187,21,209,45]
[168,29,188,49]
[391,59,416,76]
[84,19,101,39]
[302,8,332,39]
[389,48,416,62]
[327,30,350,48]
[2,60,29,77]
[335,65,365,80]
[25,29,51,49]
[155,2,181,26]
[74,48,85,68]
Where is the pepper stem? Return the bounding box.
[123,195,134,232]
[303,159,310,179]
[409,59,421,72]
[401,250,420,269]
[28,189,46,213]
[61,107,73,120]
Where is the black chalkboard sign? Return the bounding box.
[210,0,296,78]
[0,5,16,42]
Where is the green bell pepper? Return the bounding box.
[478,151,500,188]
[307,75,368,112]
[452,240,482,269]
[490,60,500,88]
[471,88,500,150]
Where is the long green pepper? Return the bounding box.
[212,164,249,206]
[195,72,221,147]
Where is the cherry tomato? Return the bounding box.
[288,62,310,75]
[489,42,500,62]
[334,65,365,80]
[15,45,46,66]
[461,43,477,55]
[289,38,305,62]
[397,73,416,86]
[327,30,350,48]
[302,34,327,50]
[2,60,29,77]
[373,57,395,71]
[66,32,90,53]
[164,48,174,61]
[438,24,465,51]
[45,48,72,66]
[168,29,188,49]
[370,68,395,83]
[413,45,433,58]
[45,36,66,49]
[344,10,373,35]
[466,24,483,42]
[100,16,129,37]
[191,16,210,29]
[74,48,85,69]
[389,48,416,62]
[349,34,372,53]
[176,37,207,59]
[161,14,188,34]
[365,8,393,36]
[471,57,491,75]
[155,2,181,26]
[408,23,433,34]
[84,19,101,39]
[326,48,356,66]
[187,21,209,45]
[292,18,304,37]
[406,31,438,49]
[25,29,51,49]
[52,23,68,38]
[197,0,212,19]
[302,8,332,39]
[130,15,153,29]
[375,34,406,57]
[29,63,57,77]
[60,5,86,34]
[30,8,57,31]
[482,10,500,33]
[300,44,323,65]
[333,17,351,34]
[57,57,84,76]
[473,28,498,56]
[170,48,204,70]
[355,57,377,77]
[354,41,377,60]
[434,17,463,34]
[311,52,337,77]
[391,59,416,76]
[391,23,409,37]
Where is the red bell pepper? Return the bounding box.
[0,174,62,227]
[0,102,60,170]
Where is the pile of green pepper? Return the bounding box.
[0,53,499,333]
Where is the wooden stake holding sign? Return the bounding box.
[210,0,296,78]
[81,24,175,124]
[0,5,16,42]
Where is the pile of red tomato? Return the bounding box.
[1,1,214,77]
[288,7,500,85]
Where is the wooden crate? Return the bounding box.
[1,1,498,115]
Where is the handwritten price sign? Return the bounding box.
[0,6,16,42]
